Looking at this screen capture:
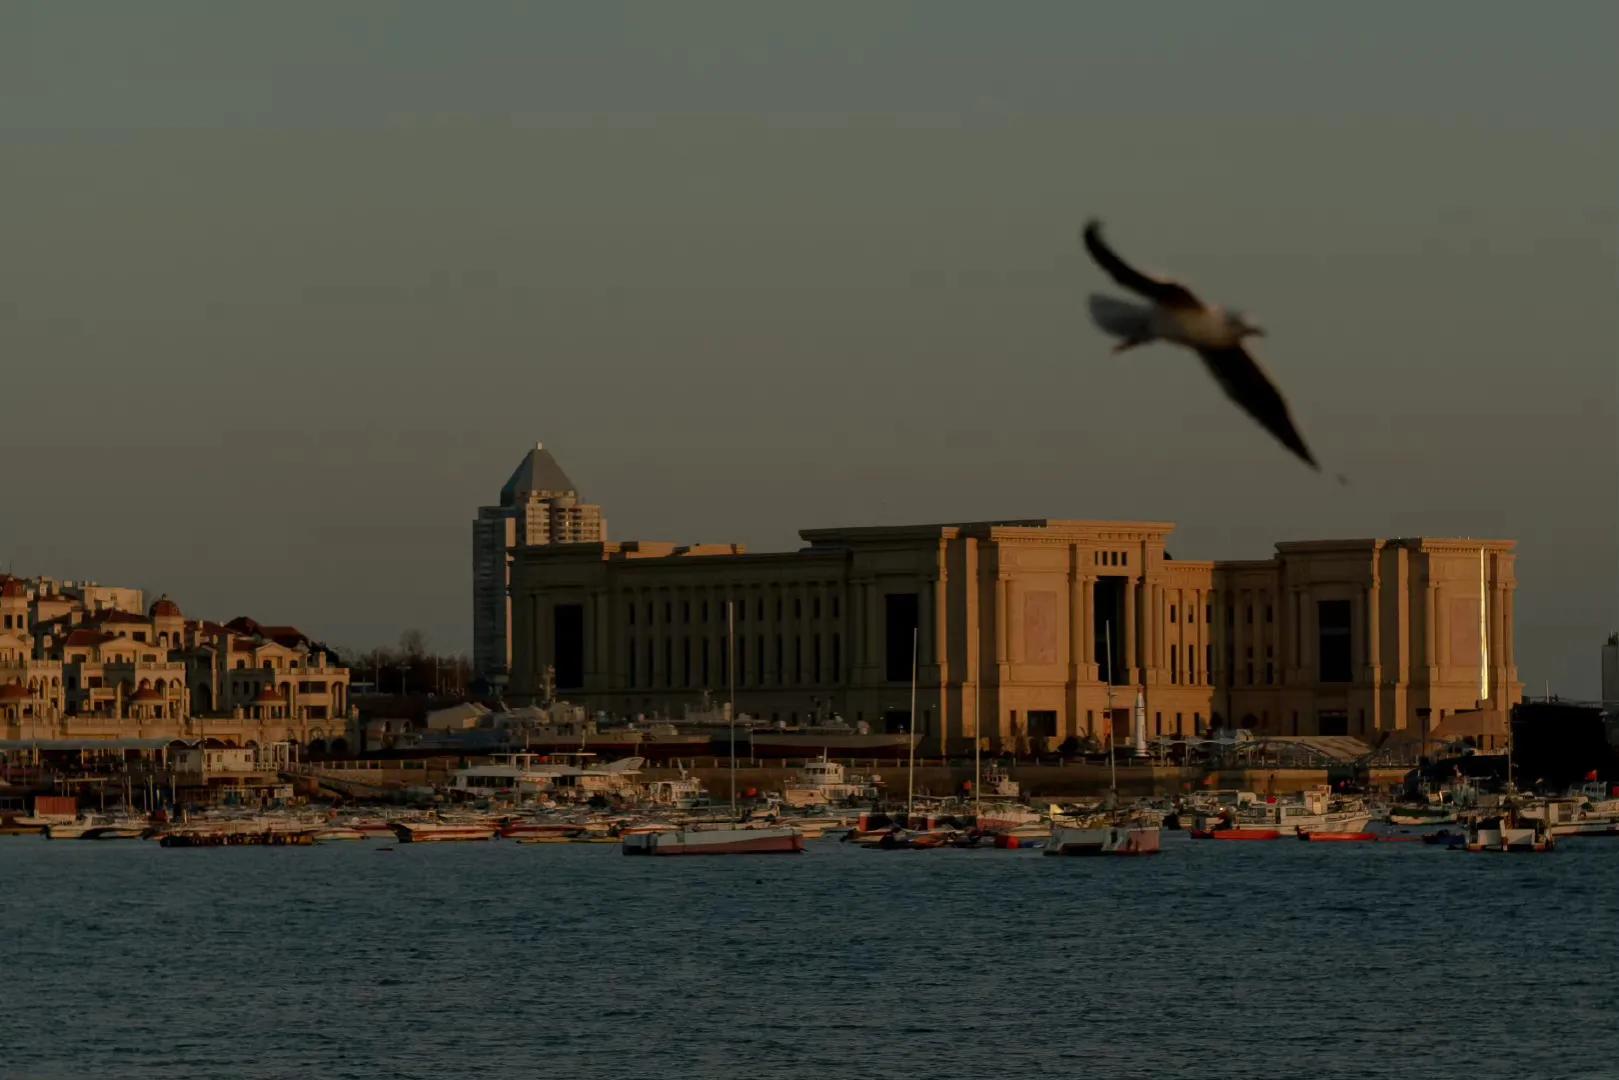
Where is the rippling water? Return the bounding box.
[4,833,1618,1079]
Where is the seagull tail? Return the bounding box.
[1087,294,1153,343]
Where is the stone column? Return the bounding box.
[1434,584,1448,671]
[932,572,949,681]
[1503,587,1515,673]
[1423,580,1438,680]
[1068,572,1085,681]
[1489,561,1506,700]
[1366,584,1381,687]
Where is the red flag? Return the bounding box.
[1586,770,1599,782]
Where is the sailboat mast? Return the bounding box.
[907,625,918,824]
[1479,547,1490,702]
[1106,621,1117,797]
[728,600,737,816]
[973,672,981,823]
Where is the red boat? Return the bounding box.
[1297,830,1378,842]
[1190,828,1281,841]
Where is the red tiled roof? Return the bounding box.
[149,596,182,618]
[253,686,286,703]
[129,687,164,702]
[63,629,117,648]
[0,682,30,701]
[0,578,24,599]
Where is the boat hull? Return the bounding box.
[388,823,497,843]
[1046,825,1161,856]
[622,826,804,855]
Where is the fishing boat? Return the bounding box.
[1046,816,1160,856]
[1460,810,1554,853]
[498,820,588,840]
[781,755,880,808]
[1296,830,1378,843]
[311,826,367,842]
[1190,828,1282,841]
[1218,787,1371,835]
[388,820,497,843]
[621,824,804,855]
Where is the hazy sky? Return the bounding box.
[3,3,1615,695]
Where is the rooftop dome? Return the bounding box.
[0,682,30,701]
[0,578,25,599]
[129,687,164,703]
[149,595,182,618]
[253,685,285,703]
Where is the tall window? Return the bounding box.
[884,593,920,682]
[1318,600,1352,683]
[552,604,584,690]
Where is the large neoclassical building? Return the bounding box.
[507,519,1521,754]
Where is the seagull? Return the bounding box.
[1082,219,1320,472]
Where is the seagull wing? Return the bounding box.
[1195,345,1320,470]
[1082,221,1200,309]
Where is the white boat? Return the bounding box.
[782,756,879,808]
[646,771,711,809]
[311,826,367,842]
[621,824,804,856]
[448,753,645,800]
[1463,813,1553,852]
[1046,818,1161,856]
[975,801,1044,834]
[1224,787,1371,835]
[45,815,148,840]
[388,820,497,843]
[981,764,1019,798]
[1520,785,1619,837]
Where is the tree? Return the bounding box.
[398,628,428,660]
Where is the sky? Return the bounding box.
[1,2,1615,696]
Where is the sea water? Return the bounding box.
[3,833,1617,1079]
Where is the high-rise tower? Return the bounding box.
[472,443,605,683]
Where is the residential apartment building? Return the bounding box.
[0,575,351,751]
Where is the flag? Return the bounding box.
[1586,769,1599,782]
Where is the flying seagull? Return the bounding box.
[1082,219,1319,471]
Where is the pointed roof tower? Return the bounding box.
[499,442,580,506]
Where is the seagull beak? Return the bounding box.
[1249,325,1266,338]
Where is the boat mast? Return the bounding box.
[1479,547,1490,703]
[973,671,982,824]
[1105,621,1116,800]
[728,599,737,817]
[907,625,918,825]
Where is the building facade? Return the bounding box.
[508,519,1521,753]
[472,443,606,683]
[0,575,351,752]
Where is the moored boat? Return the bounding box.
[388,821,497,843]
[1046,821,1161,856]
[621,824,803,855]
